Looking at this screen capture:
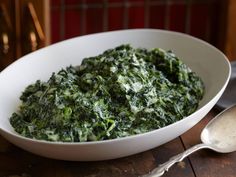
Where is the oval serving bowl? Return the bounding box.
[0,29,231,161]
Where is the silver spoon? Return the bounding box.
[142,104,236,177]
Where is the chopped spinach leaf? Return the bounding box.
[10,45,204,142]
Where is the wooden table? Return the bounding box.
[1,107,236,177]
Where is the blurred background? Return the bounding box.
[0,0,235,71]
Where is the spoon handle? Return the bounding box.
[142,143,209,177]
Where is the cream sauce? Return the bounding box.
[206,108,236,149]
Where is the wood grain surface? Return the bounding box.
[1,108,236,177]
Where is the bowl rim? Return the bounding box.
[0,28,231,145]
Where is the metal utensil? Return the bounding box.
[142,104,236,177]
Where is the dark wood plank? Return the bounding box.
[181,109,236,177]
[151,137,195,177]
[0,137,156,177]
[217,0,236,60]
[3,112,225,177]
[0,124,196,177]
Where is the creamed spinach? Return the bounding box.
[10,45,204,142]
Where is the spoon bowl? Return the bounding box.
[143,104,236,177]
[201,105,236,153]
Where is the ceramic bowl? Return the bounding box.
[0,29,231,161]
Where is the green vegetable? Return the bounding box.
[10,44,204,142]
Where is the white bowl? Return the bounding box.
[0,29,231,161]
